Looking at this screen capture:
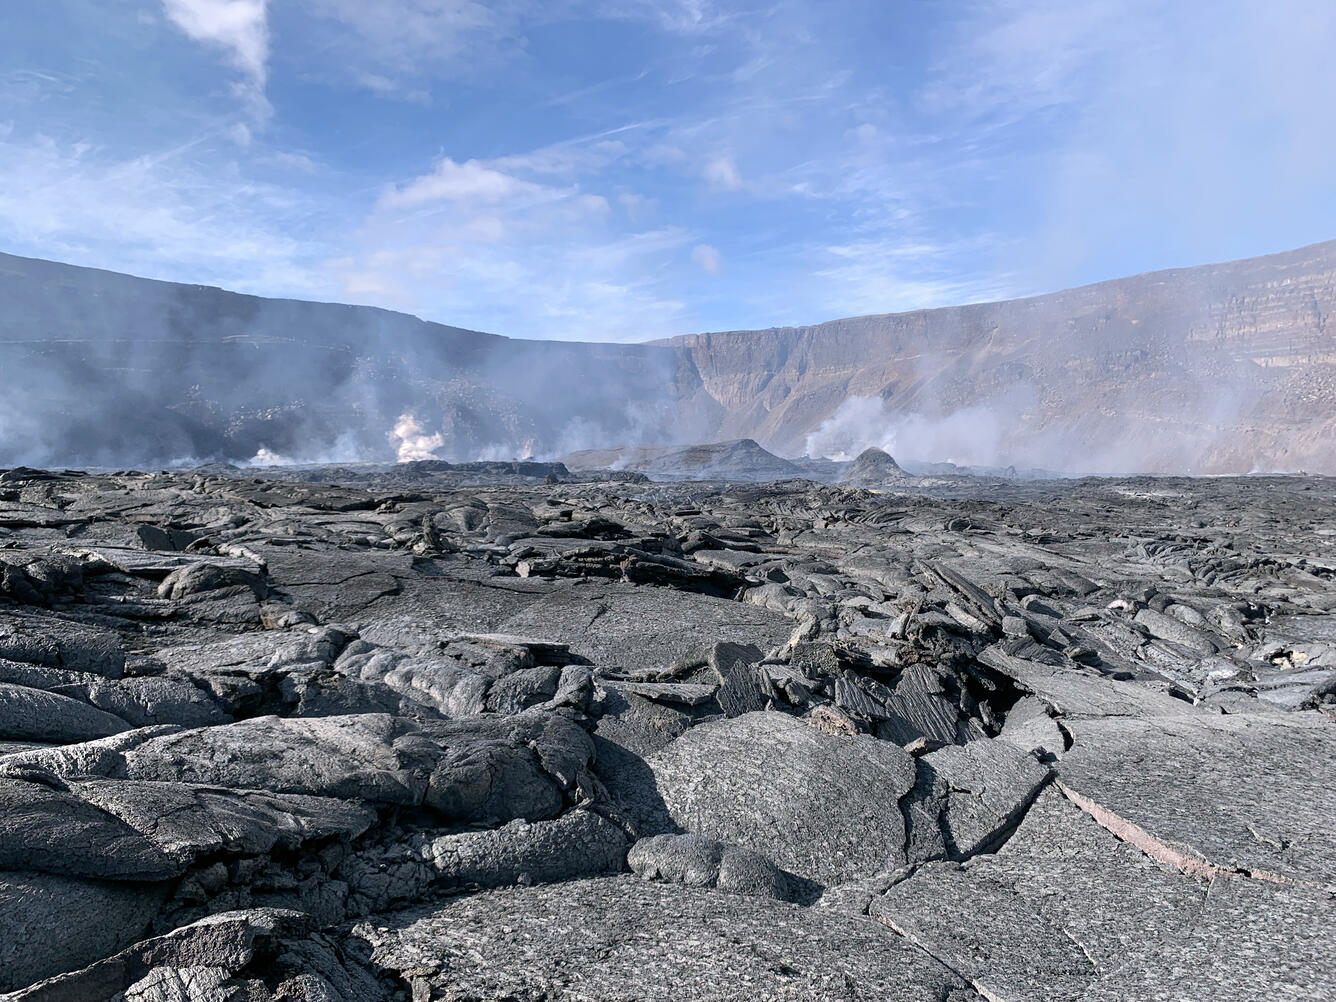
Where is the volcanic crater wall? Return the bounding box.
[2,238,1335,472]
[661,238,1336,474]
[0,252,708,468]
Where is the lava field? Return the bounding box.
[0,464,1332,1000]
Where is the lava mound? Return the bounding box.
[565,439,801,482]
[644,440,800,481]
[841,447,909,486]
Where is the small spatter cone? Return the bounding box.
[842,447,909,486]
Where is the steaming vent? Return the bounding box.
[390,414,446,463]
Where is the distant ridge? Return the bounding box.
[3,238,1336,473]
[659,237,1336,474]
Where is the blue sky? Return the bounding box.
[2,1,1335,342]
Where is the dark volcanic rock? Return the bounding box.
[648,711,916,885]
[842,446,910,486]
[0,466,1333,997]
[0,872,167,991]
[627,833,803,902]
[120,714,438,804]
[0,682,130,742]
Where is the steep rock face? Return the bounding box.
[0,253,710,468]
[662,239,1336,473]
[5,238,1336,472]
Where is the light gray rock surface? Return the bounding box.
[649,711,917,884]
[120,714,439,804]
[0,776,178,880]
[1054,710,1336,886]
[422,808,626,888]
[0,871,168,991]
[0,682,130,742]
[905,736,1052,861]
[628,832,801,902]
[354,875,975,1001]
[871,788,1336,1002]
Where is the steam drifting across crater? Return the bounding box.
[4,237,1336,474]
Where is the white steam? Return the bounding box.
[804,396,1005,468]
[389,413,445,462]
[241,431,362,467]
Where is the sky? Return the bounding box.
[2,0,1335,343]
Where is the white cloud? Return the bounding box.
[161,0,269,81]
[923,0,1336,286]
[691,243,721,273]
[594,0,731,35]
[268,150,319,172]
[297,0,520,95]
[920,1,1128,121]
[161,0,271,116]
[495,134,633,177]
[641,143,688,167]
[848,123,878,144]
[617,192,651,219]
[702,154,741,190]
[379,158,548,210]
[812,236,1011,318]
[334,140,696,340]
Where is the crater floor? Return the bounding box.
[0,466,1332,1000]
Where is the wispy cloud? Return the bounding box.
[0,128,323,295]
[331,142,696,340]
[691,243,721,273]
[593,0,735,35]
[920,1,1128,122]
[702,154,742,191]
[161,0,271,118]
[922,0,1336,287]
[813,236,1012,318]
[295,0,524,96]
[379,158,552,209]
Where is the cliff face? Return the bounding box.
[0,253,705,467]
[2,239,1335,472]
[664,239,1336,473]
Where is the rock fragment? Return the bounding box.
[628,832,801,902]
[0,682,130,743]
[121,714,438,805]
[649,711,916,884]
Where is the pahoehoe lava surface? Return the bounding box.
[0,462,1332,999]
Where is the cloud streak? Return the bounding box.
[0,129,324,296]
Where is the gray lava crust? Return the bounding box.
[0,464,1332,999]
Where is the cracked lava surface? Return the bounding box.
[0,464,1332,1000]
